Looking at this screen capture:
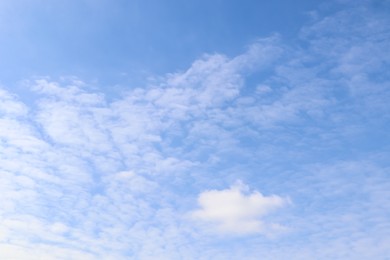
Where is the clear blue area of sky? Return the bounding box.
[0,0,320,87]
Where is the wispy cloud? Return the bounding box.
[0,1,389,258]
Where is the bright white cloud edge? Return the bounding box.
[191,180,290,235]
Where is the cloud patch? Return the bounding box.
[192,181,289,235]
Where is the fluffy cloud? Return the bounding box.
[192,181,289,235]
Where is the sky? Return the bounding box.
[0,0,389,259]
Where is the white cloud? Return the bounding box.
[191,181,289,235]
[0,89,28,117]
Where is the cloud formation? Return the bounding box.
[192,181,289,235]
[0,1,389,259]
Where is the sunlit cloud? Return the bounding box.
[192,181,289,235]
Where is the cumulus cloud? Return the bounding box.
[191,181,289,235]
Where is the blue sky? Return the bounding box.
[0,0,389,259]
[0,0,318,86]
